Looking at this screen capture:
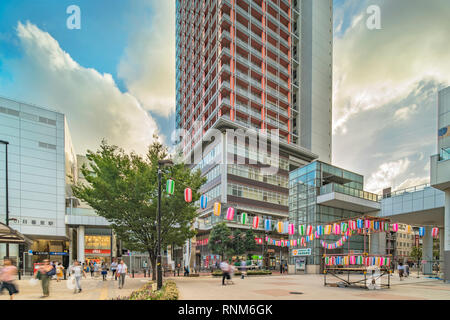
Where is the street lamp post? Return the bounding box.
[0,140,9,258]
[157,159,173,290]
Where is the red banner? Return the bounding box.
[85,249,111,255]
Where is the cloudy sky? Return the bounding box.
[0,0,449,193]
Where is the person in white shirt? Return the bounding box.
[69,261,87,293]
[117,260,128,289]
[110,259,118,280]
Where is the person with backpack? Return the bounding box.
[35,259,55,298]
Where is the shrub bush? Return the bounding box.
[113,280,179,300]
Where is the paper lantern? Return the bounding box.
[356,256,363,265]
[309,234,314,241]
[341,222,348,233]
[226,207,235,221]
[252,216,260,229]
[364,219,371,229]
[306,225,313,236]
[265,236,269,242]
[213,202,221,216]
[374,221,380,231]
[324,225,332,235]
[283,222,289,234]
[277,221,284,233]
[406,225,412,234]
[265,219,272,231]
[349,220,357,230]
[300,237,306,246]
[240,212,248,224]
[294,239,297,246]
[432,227,439,238]
[184,188,192,203]
[392,223,398,232]
[200,194,208,209]
[316,225,323,236]
[357,219,364,229]
[333,223,341,235]
[299,225,306,236]
[166,179,175,195]
[419,227,425,237]
[288,224,295,235]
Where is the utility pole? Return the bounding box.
[0,140,9,258]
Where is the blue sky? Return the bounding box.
[1,0,449,193]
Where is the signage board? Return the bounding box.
[291,248,311,256]
[295,257,306,271]
[85,249,111,255]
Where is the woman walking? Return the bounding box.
[0,259,19,300]
[69,261,87,293]
[56,263,64,282]
[101,263,108,281]
[35,259,55,298]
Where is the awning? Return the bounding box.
[0,223,33,246]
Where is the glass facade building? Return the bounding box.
[289,161,380,272]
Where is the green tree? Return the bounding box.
[410,246,422,261]
[72,137,206,280]
[208,223,233,260]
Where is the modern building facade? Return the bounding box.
[430,86,450,282]
[0,96,76,268]
[288,161,381,273]
[175,0,332,270]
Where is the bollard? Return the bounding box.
[64,269,67,280]
[144,269,146,278]
[18,270,21,280]
[132,270,135,278]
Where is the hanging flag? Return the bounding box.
[277,221,284,233]
[432,227,439,238]
[213,202,221,216]
[226,207,235,221]
[265,219,272,231]
[184,188,192,203]
[200,194,208,209]
[288,224,295,235]
[392,223,399,232]
[252,216,260,229]
[419,227,425,237]
[166,179,175,195]
[240,212,248,224]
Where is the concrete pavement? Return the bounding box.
[0,275,150,300]
[171,274,450,300]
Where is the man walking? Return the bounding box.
[69,261,87,293]
[35,259,54,298]
[110,259,118,280]
[117,260,128,289]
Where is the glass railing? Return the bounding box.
[382,183,431,198]
[66,207,99,217]
[440,147,450,161]
[320,183,380,202]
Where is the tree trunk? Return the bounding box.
[148,251,157,281]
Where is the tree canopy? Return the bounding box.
[72,137,206,279]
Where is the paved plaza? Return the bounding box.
[2,273,450,300]
[171,274,450,300]
[0,275,146,300]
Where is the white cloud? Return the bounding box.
[5,21,159,155]
[394,176,430,191]
[394,104,418,121]
[365,158,410,193]
[118,0,175,118]
[333,0,450,134]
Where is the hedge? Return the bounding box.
[114,280,179,300]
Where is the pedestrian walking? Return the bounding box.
[184,265,190,277]
[117,260,128,289]
[110,259,118,280]
[398,262,405,281]
[69,261,87,293]
[101,263,108,281]
[56,263,64,282]
[0,259,19,300]
[35,259,55,298]
[176,263,181,276]
[405,263,410,277]
[220,260,231,286]
[94,262,100,278]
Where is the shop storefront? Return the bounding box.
[84,230,112,264]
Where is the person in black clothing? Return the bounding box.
[184,265,189,277]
